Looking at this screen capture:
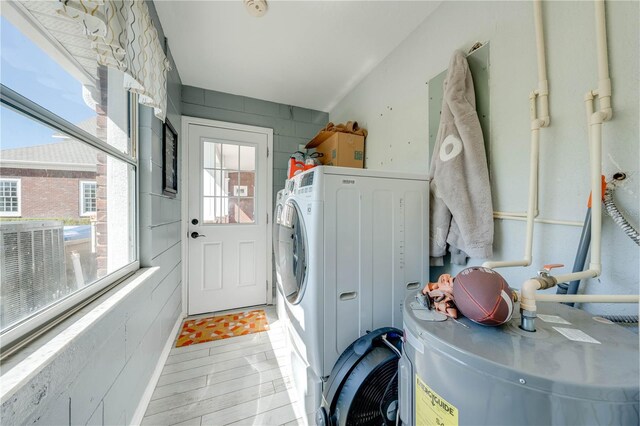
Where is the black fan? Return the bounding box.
[317,328,402,426]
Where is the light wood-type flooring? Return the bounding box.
[142,306,304,426]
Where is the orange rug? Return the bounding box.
[176,309,270,348]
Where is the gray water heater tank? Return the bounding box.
[399,293,639,425]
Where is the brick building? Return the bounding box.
[0,140,98,221]
[227,171,255,223]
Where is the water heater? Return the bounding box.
[399,293,639,425]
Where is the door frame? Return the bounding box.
[181,116,274,315]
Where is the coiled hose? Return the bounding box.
[604,182,640,246]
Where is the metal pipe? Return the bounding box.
[520,314,537,333]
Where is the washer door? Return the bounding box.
[278,199,307,304]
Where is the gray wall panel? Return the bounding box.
[181,84,329,203]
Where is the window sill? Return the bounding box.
[0,267,159,402]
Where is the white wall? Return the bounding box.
[330,1,639,314]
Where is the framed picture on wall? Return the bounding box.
[162,119,178,198]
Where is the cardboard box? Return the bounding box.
[305,132,365,168]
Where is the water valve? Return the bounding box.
[539,263,563,278]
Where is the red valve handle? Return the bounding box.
[543,263,564,272]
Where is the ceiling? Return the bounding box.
[154,1,440,112]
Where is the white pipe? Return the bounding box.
[483,259,529,269]
[553,269,598,285]
[531,0,612,298]
[533,0,550,126]
[588,115,603,272]
[523,125,539,260]
[585,91,595,130]
[493,213,583,227]
[519,110,605,317]
[535,294,639,303]
[519,279,542,312]
[484,126,539,269]
[519,282,637,315]
[532,218,582,227]
[594,0,612,119]
[494,211,530,218]
[543,107,604,285]
[484,1,549,271]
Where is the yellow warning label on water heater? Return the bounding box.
[416,375,458,426]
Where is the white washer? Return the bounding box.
[276,166,429,421]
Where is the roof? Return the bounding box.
[0,140,97,171]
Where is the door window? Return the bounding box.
[202,141,256,224]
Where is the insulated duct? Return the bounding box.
[603,180,640,246]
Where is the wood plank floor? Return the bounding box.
[142,306,304,426]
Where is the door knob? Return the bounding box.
[191,232,206,239]
[191,218,199,225]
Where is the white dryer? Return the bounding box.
[276,166,429,421]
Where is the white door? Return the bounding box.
[187,123,271,315]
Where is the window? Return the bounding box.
[202,142,256,224]
[0,178,20,216]
[80,181,97,216]
[0,3,138,349]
